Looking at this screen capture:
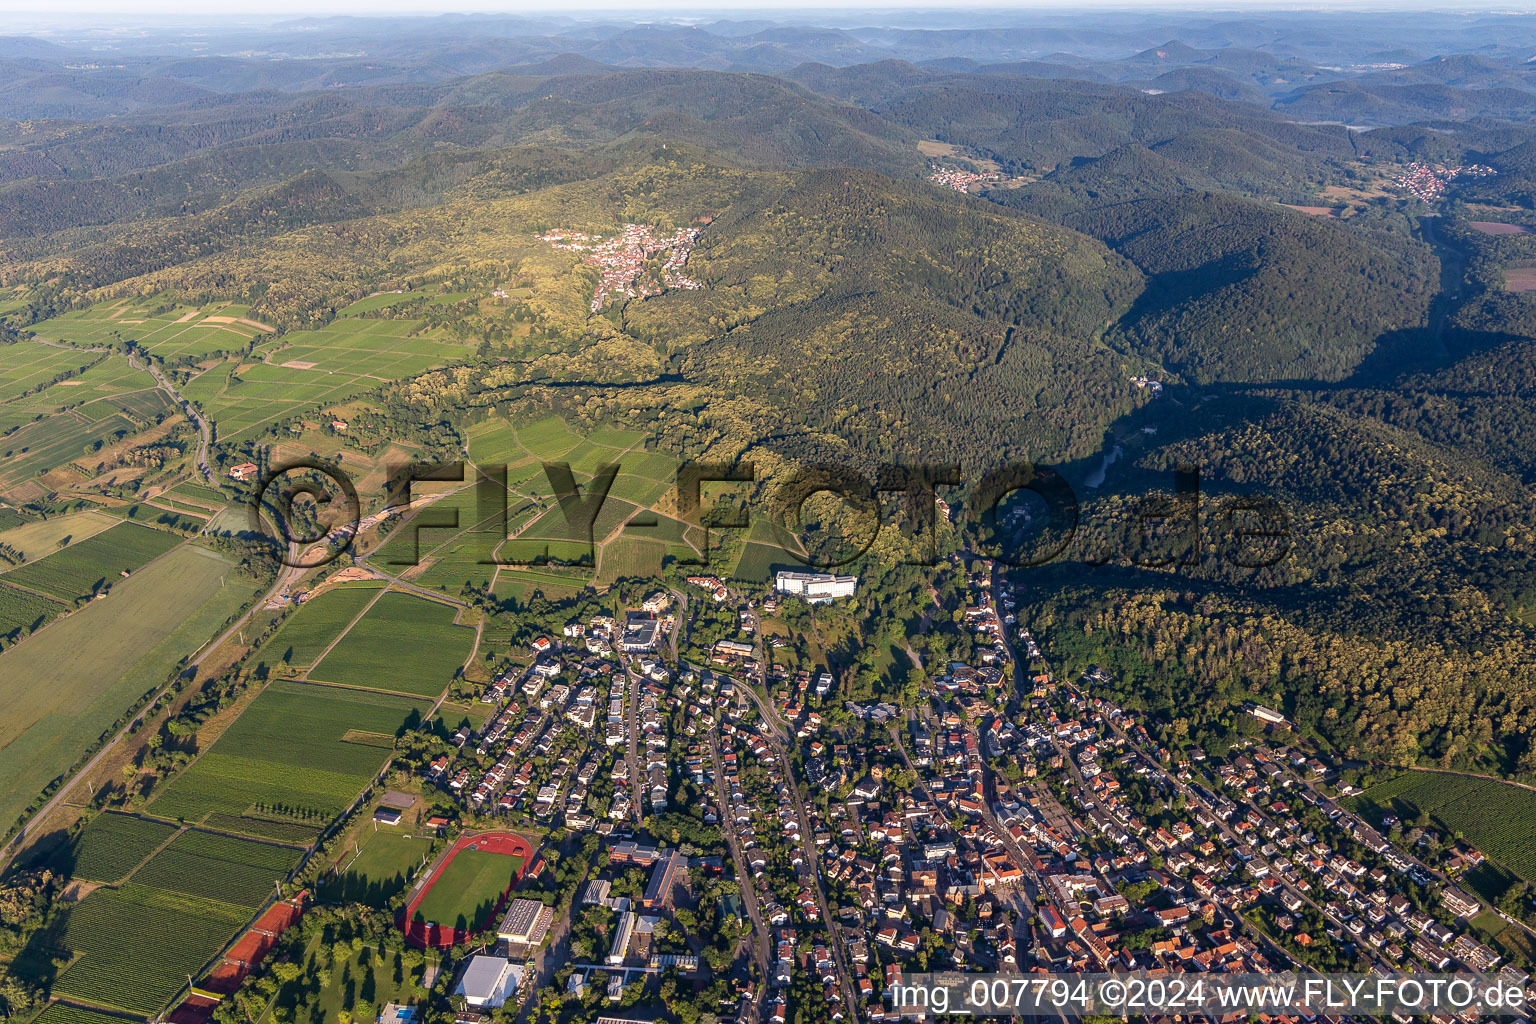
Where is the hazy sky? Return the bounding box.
[0,0,1464,21]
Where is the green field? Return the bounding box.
[179,316,478,441]
[336,291,428,315]
[465,419,528,466]
[319,829,436,908]
[0,410,142,496]
[1,521,182,601]
[0,544,254,833]
[107,503,209,536]
[167,481,231,507]
[513,416,582,461]
[436,700,493,733]
[489,567,589,605]
[0,582,65,644]
[32,1002,145,1024]
[1352,771,1536,881]
[309,592,474,696]
[149,680,431,829]
[29,299,269,361]
[0,509,120,562]
[53,813,179,884]
[270,942,428,1024]
[44,883,250,1016]
[260,583,383,668]
[129,829,302,909]
[0,346,179,498]
[0,342,98,404]
[412,848,524,930]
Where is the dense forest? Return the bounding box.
[2,22,1536,784]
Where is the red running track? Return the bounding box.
[399,831,534,949]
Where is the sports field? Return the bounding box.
[0,543,251,832]
[319,829,435,908]
[149,680,431,834]
[411,848,524,930]
[309,591,474,696]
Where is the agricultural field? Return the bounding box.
[512,416,582,461]
[149,680,431,832]
[0,544,252,833]
[1352,771,1536,881]
[42,882,250,1017]
[411,848,524,930]
[0,521,182,601]
[336,291,428,315]
[488,567,590,606]
[167,481,231,508]
[372,480,506,570]
[596,536,694,584]
[106,503,208,536]
[29,298,272,360]
[130,828,302,909]
[318,829,436,908]
[31,1003,143,1024]
[144,495,214,521]
[309,592,474,696]
[52,812,179,884]
[0,408,153,500]
[0,582,65,645]
[464,418,528,466]
[0,347,177,499]
[178,316,479,441]
[0,509,119,561]
[0,342,98,405]
[260,583,384,669]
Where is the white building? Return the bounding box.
[774,571,857,603]
[608,910,637,965]
[454,956,522,1009]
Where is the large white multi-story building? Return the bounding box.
[774,571,857,603]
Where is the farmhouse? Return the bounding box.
[228,462,259,482]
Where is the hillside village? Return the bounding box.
[540,225,705,312]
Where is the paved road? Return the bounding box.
[709,726,773,988]
[134,354,216,484]
[735,675,859,1011]
[0,533,299,870]
[623,668,645,828]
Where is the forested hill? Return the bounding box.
[3,11,1536,787]
[1065,192,1437,383]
